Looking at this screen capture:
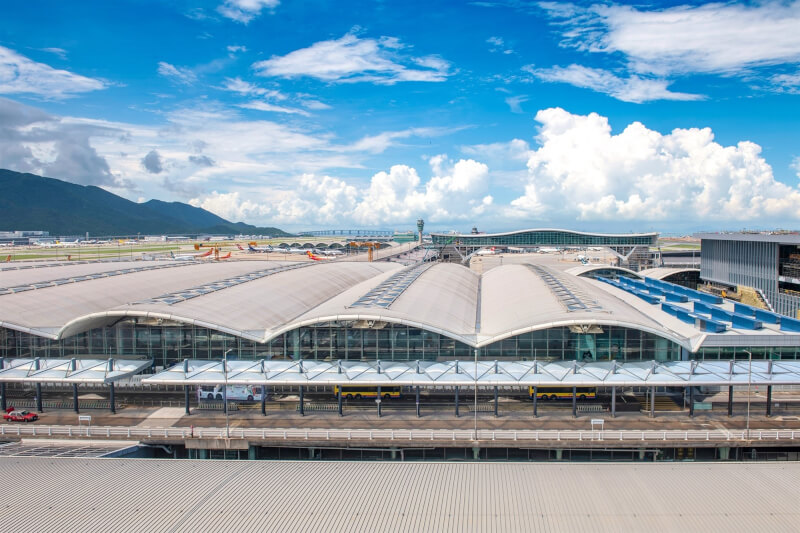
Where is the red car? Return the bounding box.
[3,407,38,422]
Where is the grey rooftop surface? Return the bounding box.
[0,458,797,532]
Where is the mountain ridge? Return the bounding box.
[0,169,292,236]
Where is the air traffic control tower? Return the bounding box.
[431,228,658,270]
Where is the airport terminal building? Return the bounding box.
[431,228,658,270]
[2,256,800,370]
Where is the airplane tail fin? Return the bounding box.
[221,252,231,259]
[170,251,175,259]
[237,244,245,251]
[5,255,10,263]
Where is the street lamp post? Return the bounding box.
[744,349,752,441]
[223,348,233,439]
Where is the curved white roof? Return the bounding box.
[564,265,642,278]
[639,267,701,280]
[1,258,798,351]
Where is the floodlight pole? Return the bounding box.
[224,348,233,439]
[744,349,752,441]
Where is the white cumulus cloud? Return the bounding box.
[217,0,279,23]
[0,46,105,99]
[253,34,451,84]
[509,107,800,223]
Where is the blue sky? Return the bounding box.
[1,0,800,233]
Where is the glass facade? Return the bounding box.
[0,321,697,366]
[696,346,800,360]
[431,230,655,247]
[2,321,798,366]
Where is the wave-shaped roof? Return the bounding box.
[1,258,797,351]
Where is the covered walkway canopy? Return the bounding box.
[0,358,150,383]
[143,358,800,388]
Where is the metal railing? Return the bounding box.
[1,424,798,444]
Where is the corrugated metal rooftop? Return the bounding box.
[0,458,797,532]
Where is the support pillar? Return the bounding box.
[718,446,730,461]
[610,387,616,417]
[222,384,228,415]
[472,446,480,460]
[377,386,382,418]
[532,387,538,418]
[34,358,43,413]
[650,386,655,418]
[493,387,499,418]
[184,386,190,415]
[415,386,420,418]
[727,386,733,417]
[689,386,695,417]
[248,445,257,460]
[766,385,772,417]
[109,383,116,414]
[72,383,79,414]
[35,383,43,413]
[572,386,577,418]
[555,449,563,460]
[299,386,305,416]
[0,359,5,412]
[261,386,267,416]
[337,386,343,417]
[454,386,459,417]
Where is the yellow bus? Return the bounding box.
[529,387,596,401]
[334,386,402,400]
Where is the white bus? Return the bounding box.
[197,385,263,402]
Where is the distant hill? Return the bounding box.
[0,169,292,237]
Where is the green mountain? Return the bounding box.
[0,169,292,237]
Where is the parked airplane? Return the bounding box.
[306,251,331,261]
[170,250,212,261]
[474,247,499,256]
[243,243,274,253]
[538,247,561,253]
[317,248,344,256]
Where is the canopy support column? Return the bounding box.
[454,386,459,417]
[0,359,5,412]
[222,385,228,415]
[109,382,115,414]
[70,360,79,413]
[299,386,304,416]
[727,386,733,417]
[337,386,343,417]
[377,386,382,418]
[611,387,616,418]
[572,386,577,418]
[107,358,116,414]
[650,387,655,418]
[415,386,420,418]
[494,387,499,418]
[532,387,538,418]
[183,386,190,415]
[34,358,43,413]
[766,386,773,417]
[689,386,695,417]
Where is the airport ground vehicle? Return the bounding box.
[333,386,402,400]
[528,387,596,401]
[3,408,38,422]
[196,385,263,401]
